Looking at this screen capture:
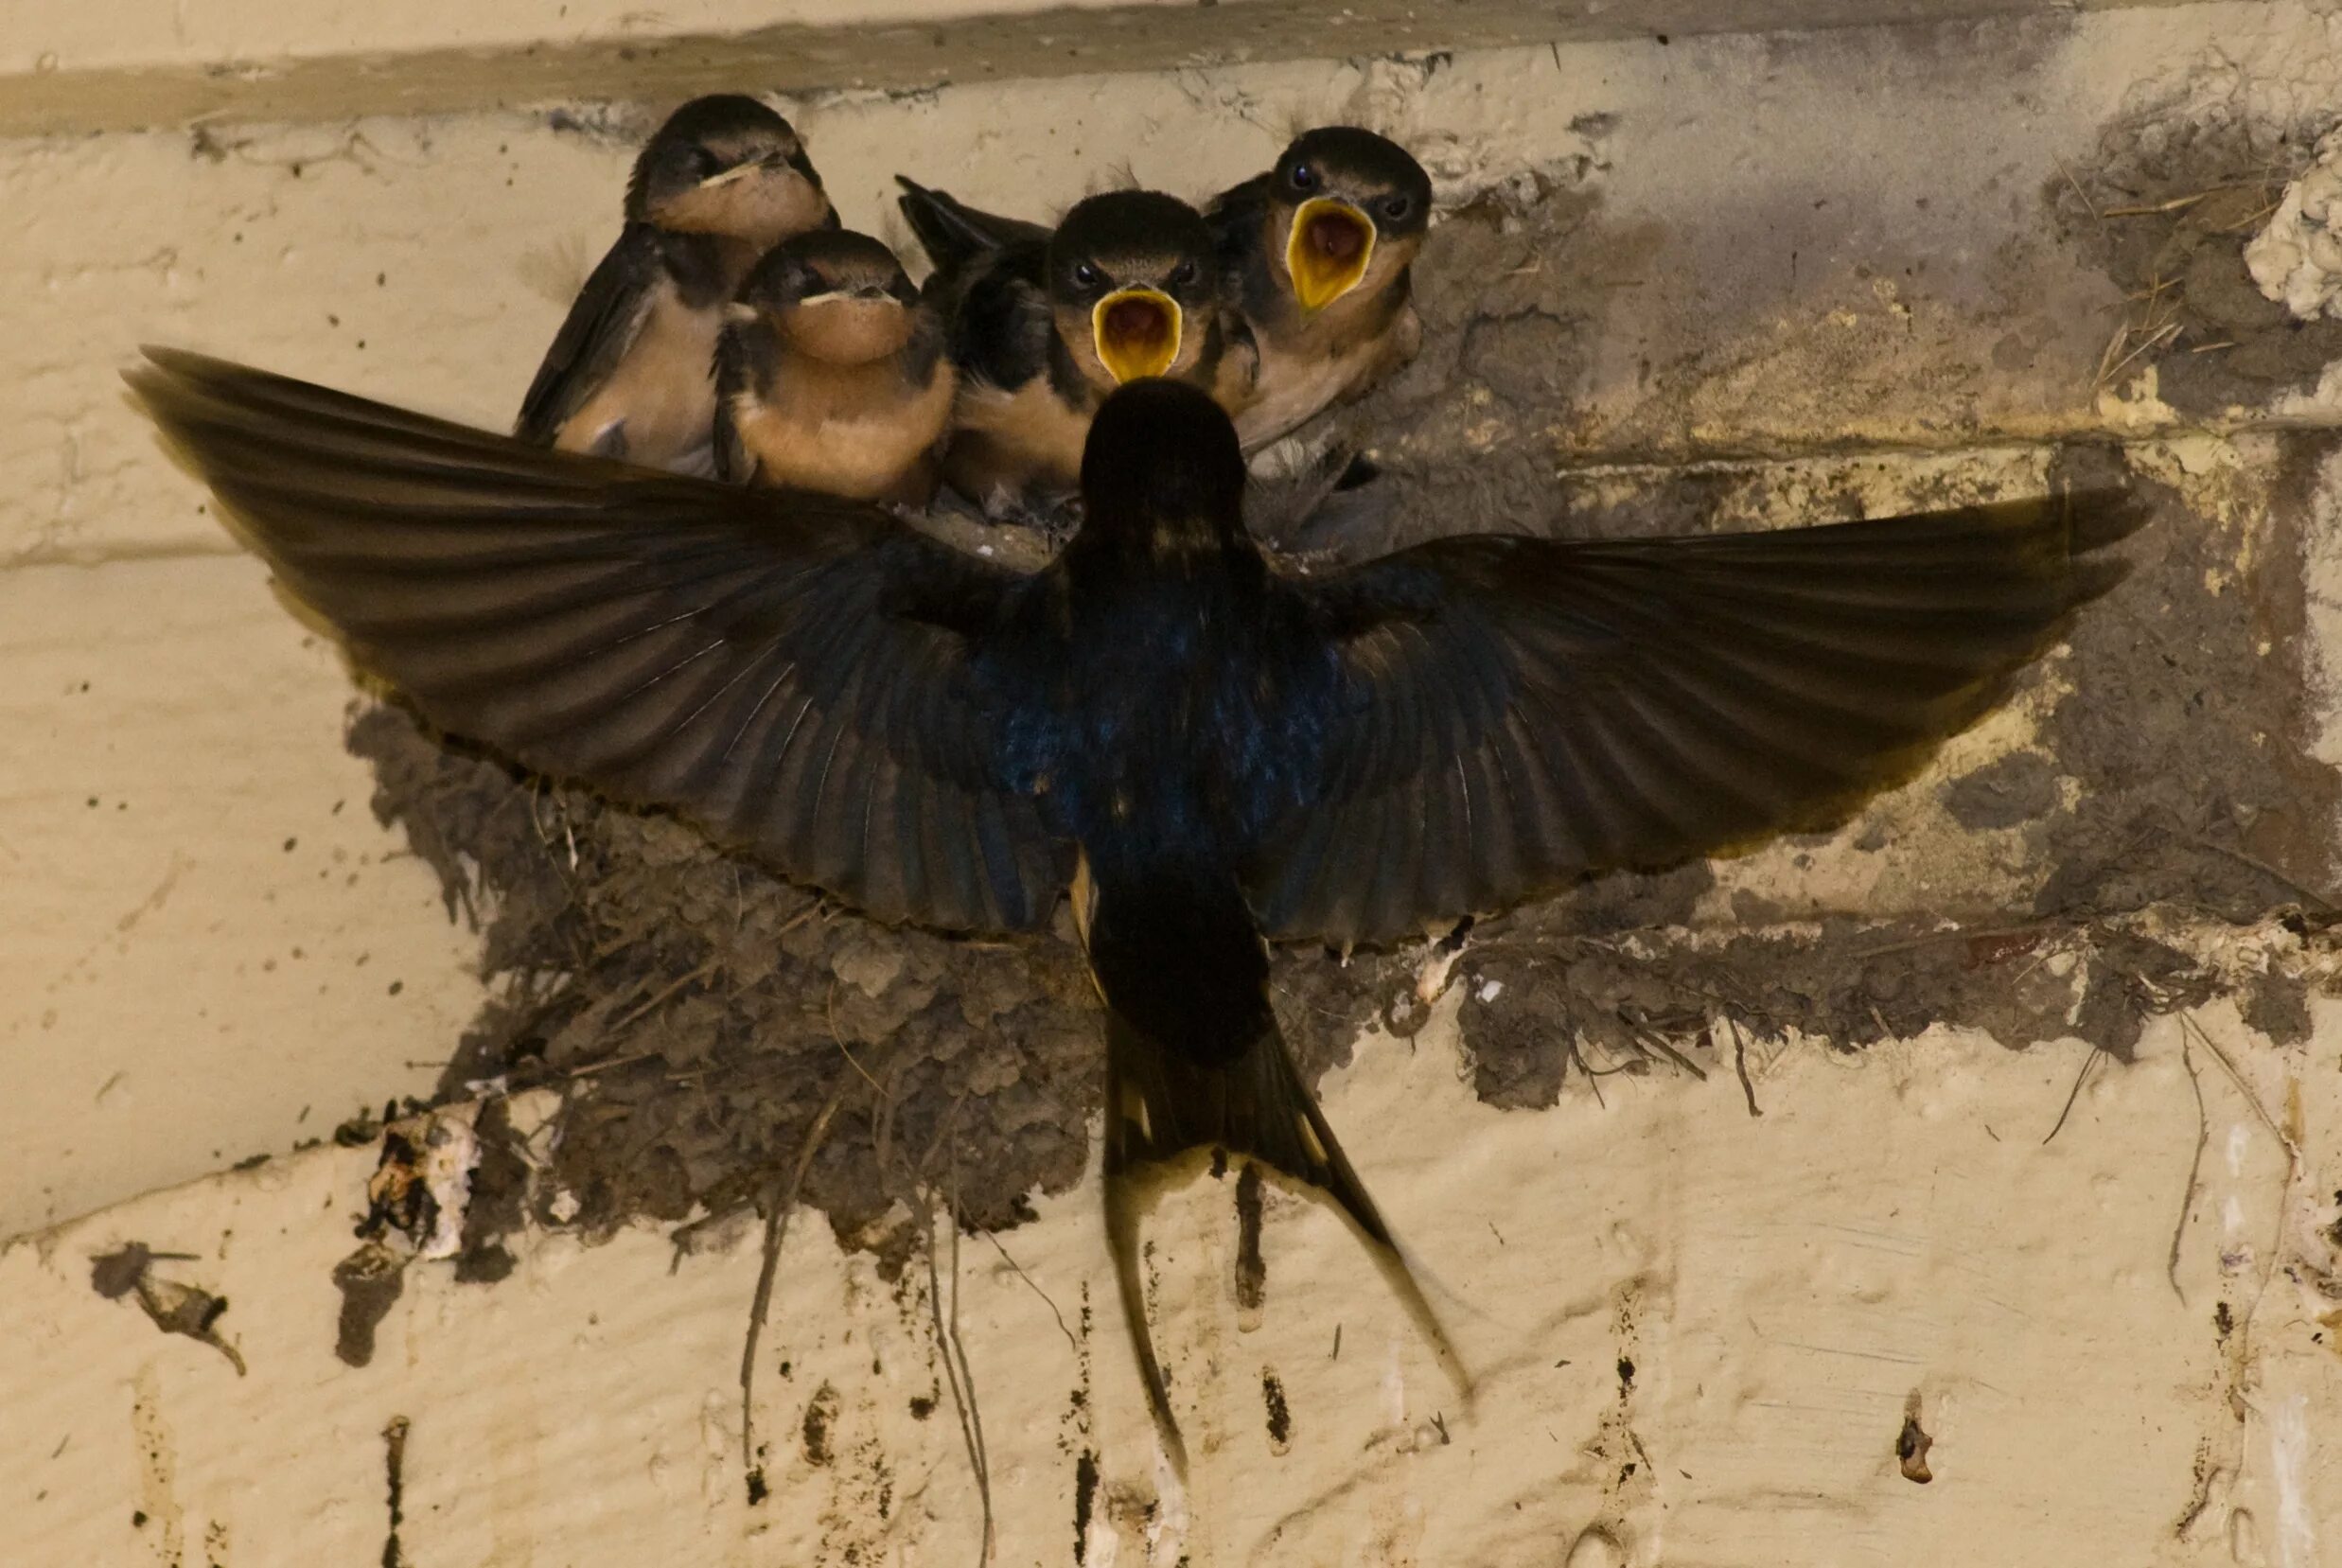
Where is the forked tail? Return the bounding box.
[1082,864,1468,1471]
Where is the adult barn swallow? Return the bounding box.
[1208,127,1433,449]
[515,95,836,475]
[132,350,2140,1469]
[713,230,955,504]
[920,189,1237,505]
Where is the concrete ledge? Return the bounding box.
[1,0,2197,138]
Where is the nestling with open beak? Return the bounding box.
[712,230,955,504]
[514,95,836,475]
[1210,127,1433,449]
[922,188,1240,507]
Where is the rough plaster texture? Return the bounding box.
[12,0,2342,1561]
[0,0,2202,138]
[10,1000,2342,1563]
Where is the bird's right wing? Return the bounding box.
[1246,494,2147,947]
[134,348,1065,934]
[513,224,663,447]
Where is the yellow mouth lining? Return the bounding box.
[1090,287,1184,383]
[1285,198,1376,312]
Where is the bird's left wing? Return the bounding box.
[1243,493,2147,947]
[893,175,1052,274]
[1203,170,1273,269]
[132,348,1065,934]
[512,222,662,449]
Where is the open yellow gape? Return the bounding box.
[1091,287,1183,382]
[1285,197,1375,311]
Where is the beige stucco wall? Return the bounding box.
[0,0,2202,135]
[9,1,2342,1562]
[14,1001,2336,1564]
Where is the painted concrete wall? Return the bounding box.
[0,0,2201,135]
[9,1,2342,1563]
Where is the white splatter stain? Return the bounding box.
[2269,1391,2316,1568]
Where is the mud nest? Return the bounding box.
[2054,98,2338,412]
[349,163,2342,1263]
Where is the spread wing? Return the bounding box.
[133,348,1065,933]
[513,224,662,448]
[1245,495,2146,946]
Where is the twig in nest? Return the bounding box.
[608,959,719,1032]
[2100,191,2215,218]
[824,981,890,1096]
[1629,1018,1707,1082]
[925,1155,995,1568]
[2055,157,2100,220]
[559,1048,661,1082]
[2176,1012,2304,1349]
[2216,198,2284,235]
[2168,1017,2210,1302]
[2181,1013,2292,1153]
[738,1078,849,1502]
[2041,1039,2103,1145]
[870,1055,910,1179]
[2184,830,2337,910]
[776,896,826,937]
[901,1090,974,1189]
[1848,923,2057,961]
[523,778,581,876]
[1728,1016,1762,1119]
[1565,1035,1608,1108]
[983,1228,1080,1357]
[2091,317,2131,390]
[2097,318,2183,393]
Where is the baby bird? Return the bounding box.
[713,230,954,505]
[1208,127,1433,449]
[923,188,1239,507]
[516,95,836,474]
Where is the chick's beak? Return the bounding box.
[796,286,900,306]
[696,159,761,190]
[1091,287,1184,383]
[698,150,802,190]
[1285,198,1376,312]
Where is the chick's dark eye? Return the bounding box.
[1289,163,1316,192]
[1072,261,1101,288]
[1382,194,1413,221]
[1169,259,1198,287]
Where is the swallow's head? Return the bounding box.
[733,229,922,364]
[630,95,834,247]
[1078,378,1248,554]
[1048,191,1222,391]
[1266,127,1431,313]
